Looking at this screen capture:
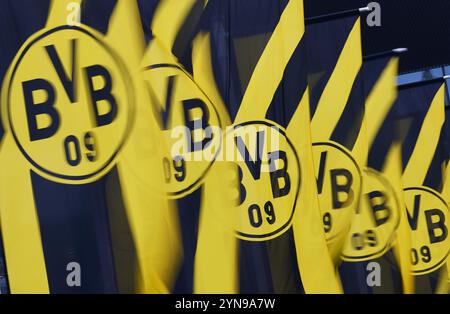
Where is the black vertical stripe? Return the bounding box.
[395,82,442,170]
[173,0,205,73]
[199,0,288,122]
[364,56,396,171]
[306,15,357,119]
[104,168,140,293]
[172,187,202,294]
[267,228,304,294]
[137,0,160,43]
[397,113,426,171]
[362,56,391,99]
[368,108,396,172]
[443,107,450,161]
[372,249,403,294]
[81,0,117,35]
[239,229,304,294]
[239,241,274,293]
[0,0,51,144]
[339,249,403,294]
[414,273,439,294]
[31,170,118,293]
[339,261,372,294]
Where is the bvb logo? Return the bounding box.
[404,187,450,275]
[341,168,400,261]
[3,25,134,183]
[143,63,223,198]
[312,142,362,250]
[226,121,300,241]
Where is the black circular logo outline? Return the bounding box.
[143,63,224,197]
[404,186,450,275]
[341,167,401,261]
[6,25,135,181]
[312,141,363,242]
[229,120,301,240]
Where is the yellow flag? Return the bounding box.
[190,0,340,293]
[305,13,367,262]
[339,53,413,293]
[398,80,448,293]
[0,0,177,293]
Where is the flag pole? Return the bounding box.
[305,7,371,25]
[359,7,371,13]
[363,48,408,61]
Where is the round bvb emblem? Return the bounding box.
[226,121,300,241]
[143,64,223,198]
[404,187,450,275]
[312,142,362,250]
[341,168,400,262]
[3,26,134,183]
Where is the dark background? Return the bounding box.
[304,0,450,74]
[0,0,449,76]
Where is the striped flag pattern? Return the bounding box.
[0,0,448,294]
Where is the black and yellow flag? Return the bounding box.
[435,87,450,294]
[141,1,232,293]
[145,0,206,69]
[305,11,366,261]
[0,0,177,293]
[396,78,449,294]
[188,0,340,293]
[339,52,413,293]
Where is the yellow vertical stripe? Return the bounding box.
[361,55,413,293]
[191,31,237,293]
[0,137,49,293]
[106,0,145,58]
[351,115,368,169]
[441,152,450,198]
[194,161,239,293]
[383,143,413,294]
[365,58,399,147]
[307,16,365,265]
[234,0,304,124]
[352,57,398,166]
[107,0,182,293]
[310,18,362,142]
[0,0,90,293]
[403,85,445,186]
[287,90,342,293]
[439,85,450,294]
